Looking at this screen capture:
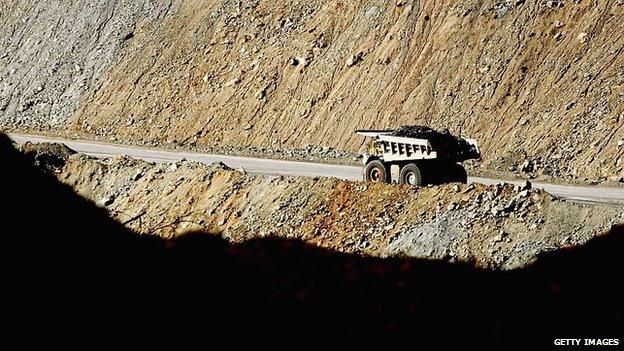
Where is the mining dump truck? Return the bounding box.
[356,125,480,186]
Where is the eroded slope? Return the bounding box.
[57,152,623,269]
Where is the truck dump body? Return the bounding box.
[356,125,480,163]
[389,125,480,162]
[366,134,437,162]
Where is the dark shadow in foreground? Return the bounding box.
[2,134,622,348]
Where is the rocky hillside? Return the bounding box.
[1,0,623,182]
[51,148,622,270]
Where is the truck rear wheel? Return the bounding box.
[448,163,468,184]
[400,163,424,186]
[365,160,390,183]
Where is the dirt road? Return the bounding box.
[8,133,624,205]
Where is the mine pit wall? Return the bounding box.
[1,0,623,181]
[58,154,623,270]
[0,0,178,128]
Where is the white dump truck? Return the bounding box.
[356,126,480,186]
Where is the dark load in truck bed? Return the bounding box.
[390,125,480,162]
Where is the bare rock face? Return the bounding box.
[1,0,624,182]
[0,0,176,130]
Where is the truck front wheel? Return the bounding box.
[365,160,390,183]
[400,163,424,186]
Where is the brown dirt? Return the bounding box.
[57,152,623,270]
[68,0,624,182]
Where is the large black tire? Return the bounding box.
[364,160,390,183]
[447,163,468,184]
[399,163,424,186]
[425,161,468,185]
